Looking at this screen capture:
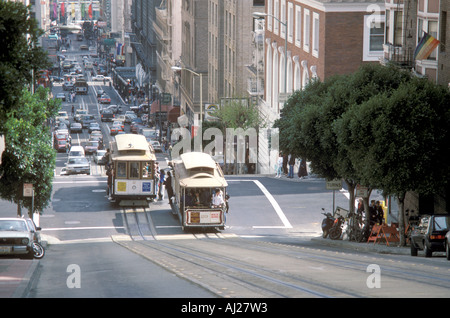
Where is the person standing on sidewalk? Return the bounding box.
[276,153,283,178]
[288,154,295,178]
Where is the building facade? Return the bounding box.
[257,0,385,173]
[263,0,385,119]
[380,0,449,86]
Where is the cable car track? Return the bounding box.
[120,208,450,297]
[119,207,359,298]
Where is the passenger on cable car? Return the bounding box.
[212,189,225,208]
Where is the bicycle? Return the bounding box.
[345,210,366,242]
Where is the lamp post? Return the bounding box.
[171,66,203,123]
[171,66,203,152]
[253,12,288,106]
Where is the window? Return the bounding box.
[393,10,403,46]
[312,12,319,58]
[267,0,273,31]
[117,162,127,178]
[288,2,294,43]
[129,162,140,179]
[281,0,286,39]
[295,5,301,47]
[274,0,279,35]
[427,20,438,60]
[370,23,384,51]
[142,162,153,179]
[363,15,385,61]
[303,9,310,53]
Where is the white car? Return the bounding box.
[150,140,162,152]
[58,111,69,120]
[63,157,90,175]
[92,75,111,82]
[94,149,107,165]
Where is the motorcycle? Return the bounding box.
[328,215,345,240]
[321,208,334,238]
[32,241,45,259]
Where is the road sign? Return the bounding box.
[23,183,34,197]
[278,93,291,104]
[326,179,342,190]
[356,185,369,197]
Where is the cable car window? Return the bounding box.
[129,162,140,179]
[117,162,127,178]
[142,161,153,179]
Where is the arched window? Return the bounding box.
[293,57,301,91]
[265,39,272,105]
[272,43,279,110]
[287,55,293,93]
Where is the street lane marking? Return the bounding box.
[42,226,124,231]
[227,179,293,229]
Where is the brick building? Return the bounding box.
[257,0,385,173]
[262,0,385,118]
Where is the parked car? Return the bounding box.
[70,122,83,133]
[84,140,100,155]
[98,94,111,104]
[410,214,450,257]
[94,149,107,165]
[63,156,90,175]
[0,217,42,258]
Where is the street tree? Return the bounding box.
[275,65,410,215]
[0,87,59,216]
[0,1,51,125]
[210,98,266,174]
[334,77,450,245]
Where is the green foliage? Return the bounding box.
[211,98,265,130]
[276,63,450,198]
[0,2,51,125]
[0,87,58,214]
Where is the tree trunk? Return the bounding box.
[345,180,356,216]
[397,192,406,246]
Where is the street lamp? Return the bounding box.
[171,66,203,123]
[253,12,288,108]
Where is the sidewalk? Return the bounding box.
[0,258,39,298]
[311,236,410,255]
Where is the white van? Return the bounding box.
[68,145,85,158]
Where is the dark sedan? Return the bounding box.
[410,214,450,257]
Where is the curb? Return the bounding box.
[311,236,410,255]
[11,260,40,298]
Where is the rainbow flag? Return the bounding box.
[414,32,440,60]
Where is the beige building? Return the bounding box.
[208,0,265,104]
